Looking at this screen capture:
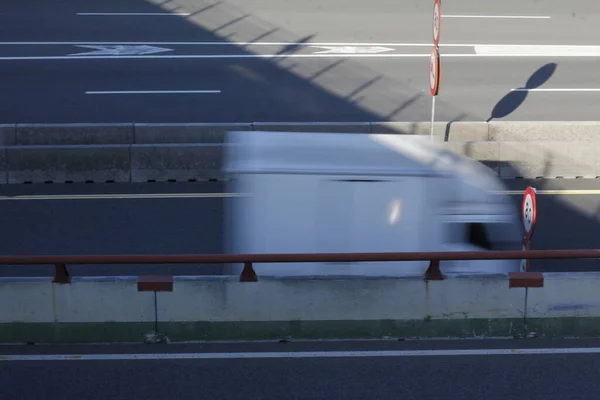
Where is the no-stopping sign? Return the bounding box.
[522,186,537,240]
[433,0,442,46]
[429,46,440,96]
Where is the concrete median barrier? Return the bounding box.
[5,121,600,145]
[15,123,134,145]
[134,123,252,144]
[252,122,371,134]
[0,125,16,146]
[7,145,131,184]
[488,121,600,141]
[1,273,599,343]
[131,143,224,182]
[1,121,600,183]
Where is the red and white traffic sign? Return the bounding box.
[429,46,440,96]
[433,0,442,46]
[522,186,537,240]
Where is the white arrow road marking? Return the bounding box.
[310,46,395,54]
[69,45,173,56]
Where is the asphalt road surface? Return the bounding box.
[2,339,600,400]
[1,0,600,122]
[1,178,599,277]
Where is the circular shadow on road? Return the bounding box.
[488,63,558,121]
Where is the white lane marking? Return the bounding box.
[85,90,221,95]
[475,45,600,56]
[0,42,562,47]
[0,193,244,201]
[0,190,596,201]
[0,193,245,201]
[76,13,192,16]
[5,52,600,61]
[0,54,430,61]
[511,88,600,92]
[3,347,600,361]
[501,190,600,195]
[443,15,551,19]
[71,45,173,56]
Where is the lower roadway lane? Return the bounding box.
[3,339,600,400]
[0,178,598,277]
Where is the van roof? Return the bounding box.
[224,131,497,182]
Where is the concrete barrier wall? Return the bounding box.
[3,121,600,145]
[1,273,599,343]
[2,140,600,184]
[1,121,600,183]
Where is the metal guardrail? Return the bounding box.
[2,249,600,284]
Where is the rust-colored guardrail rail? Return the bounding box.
[1,249,599,284]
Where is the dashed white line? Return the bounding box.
[2,347,600,361]
[443,15,551,19]
[85,90,221,95]
[511,88,600,92]
[76,13,191,16]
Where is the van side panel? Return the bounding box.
[225,173,434,277]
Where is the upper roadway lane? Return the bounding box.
[1,0,600,122]
[0,178,599,277]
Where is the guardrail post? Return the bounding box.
[53,263,71,284]
[424,260,444,280]
[240,261,258,282]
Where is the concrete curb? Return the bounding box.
[3,121,600,145]
[1,273,599,343]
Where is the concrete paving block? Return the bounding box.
[371,121,489,141]
[497,141,600,178]
[440,141,500,161]
[252,122,370,133]
[0,147,7,184]
[489,121,600,141]
[134,123,252,144]
[0,125,16,145]
[7,145,131,183]
[131,143,224,182]
[15,124,134,145]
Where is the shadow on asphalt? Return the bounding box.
[487,63,558,122]
[0,2,598,276]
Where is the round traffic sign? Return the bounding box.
[429,46,440,96]
[522,186,537,240]
[433,0,442,46]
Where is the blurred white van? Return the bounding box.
[222,131,522,277]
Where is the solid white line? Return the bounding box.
[3,347,600,361]
[443,15,551,19]
[475,45,600,56]
[500,190,600,195]
[5,53,600,61]
[76,13,191,16]
[0,54,425,60]
[511,88,600,92]
[0,190,595,201]
[0,193,244,201]
[0,42,569,47]
[85,90,220,95]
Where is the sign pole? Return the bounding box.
[430,0,441,141]
[430,95,436,141]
